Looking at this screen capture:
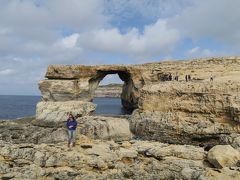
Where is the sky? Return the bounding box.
[0,0,240,95]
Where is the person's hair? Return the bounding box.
[68,113,75,120]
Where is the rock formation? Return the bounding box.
[79,116,132,141]
[37,57,240,145]
[36,101,96,125]
[39,65,145,110]
[207,145,240,168]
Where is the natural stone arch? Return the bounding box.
[38,65,146,111]
[88,70,136,111]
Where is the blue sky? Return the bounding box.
[0,0,240,95]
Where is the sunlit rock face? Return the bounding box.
[35,101,96,125]
[130,57,240,144]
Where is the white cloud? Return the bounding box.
[78,19,180,58]
[0,0,107,32]
[169,0,240,46]
[56,33,80,49]
[0,69,15,75]
[186,47,215,58]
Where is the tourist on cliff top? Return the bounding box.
[169,73,172,81]
[185,75,188,82]
[175,73,179,81]
[210,74,213,81]
[66,113,78,147]
[188,74,191,81]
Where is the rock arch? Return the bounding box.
[38,65,145,111]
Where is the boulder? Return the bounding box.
[79,116,132,141]
[207,145,240,168]
[35,101,96,126]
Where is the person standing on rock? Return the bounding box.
[66,113,78,147]
[175,73,179,81]
[210,74,213,81]
[169,73,172,81]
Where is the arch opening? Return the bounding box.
[89,70,135,115]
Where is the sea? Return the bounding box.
[0,95,127,120]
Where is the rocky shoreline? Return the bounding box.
[1,115,240,179]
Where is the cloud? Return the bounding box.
[0,0,107,32]
[186,47,215,58]
[77,19,180,58]
[169,0,240,46]
[57,34,80,49]
[0,69,15,75]
[0,0,108,95]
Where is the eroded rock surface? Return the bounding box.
[35,101,96,126]
[79,116,132,141]
[40,65,145,110]
[130,79,240,144]
[1,137,240,180]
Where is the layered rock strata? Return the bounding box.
[130,80,240,144]
[94,84,122,97]
[39,65,146,110]
[79,116,132,141]
[35,101,96,125]
[1,136,240,179]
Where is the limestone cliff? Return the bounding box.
[94,84,122,98]
[37,56,240,145]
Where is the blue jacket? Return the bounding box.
[66,119,78,130]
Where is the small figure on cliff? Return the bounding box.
[185,75,188,82]
[169,73,172,81]
[66,113,78,147]
[210,74,213,81]
[188,74,191,81]
[175,73,179,81]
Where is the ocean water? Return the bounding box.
[0,96,128,120]
[0,95,41,120]
[93,97,130,115]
